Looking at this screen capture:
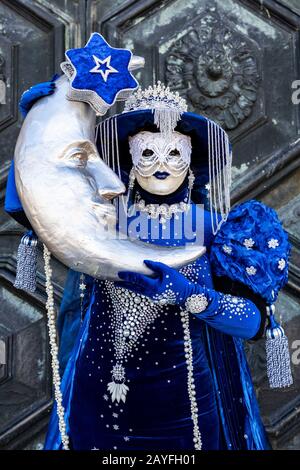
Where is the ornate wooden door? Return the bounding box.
[0,0,299,449]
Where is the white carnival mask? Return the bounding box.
[128,131,192,177]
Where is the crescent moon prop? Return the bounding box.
[14,79,205,281]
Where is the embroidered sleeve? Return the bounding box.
[184,287,262,340]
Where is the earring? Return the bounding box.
[128,167,136,190]
[187,169,195,205]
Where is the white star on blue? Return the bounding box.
[65,33,138,105]
[89,55,118,82]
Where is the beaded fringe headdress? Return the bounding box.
[95,81,232,235]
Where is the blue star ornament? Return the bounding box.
[63,33,140,114]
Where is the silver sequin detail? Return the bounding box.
[185,294,208,314]
[104,281,163,402]
[153,288,177,305]
[243,238,255,249]
[246,266,257,276]
[278,258,286,271]
[268,238,279,249]
[223,244,232,254]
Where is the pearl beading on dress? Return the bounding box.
[79,273,87,321]
[104,281,163,403]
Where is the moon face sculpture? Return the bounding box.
[14,75,205,280]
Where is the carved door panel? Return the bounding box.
[88,0,300,449]
[0,0,86,449]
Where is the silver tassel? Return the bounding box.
[153,107,182,135]
[207,119,232,235]
[14,230,38,292]
[265,304,293,389]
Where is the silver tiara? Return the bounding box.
[123,81,188,135]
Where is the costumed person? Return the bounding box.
[5,34,293,451]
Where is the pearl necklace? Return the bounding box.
[180,308,202,450]
[133,170,194,229]
[135,197,190,227]
[43,245,69,450]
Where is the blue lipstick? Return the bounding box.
[154,171,170,180]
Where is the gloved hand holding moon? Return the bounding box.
[14,35,205,280]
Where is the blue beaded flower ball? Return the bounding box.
[210,200,290,304]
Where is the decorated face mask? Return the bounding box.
[128,131,192,195]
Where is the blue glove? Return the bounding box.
[117,260,262,340]
[19,74,59,117]
[117,259,197,305]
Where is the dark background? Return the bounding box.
[0,0,299,450]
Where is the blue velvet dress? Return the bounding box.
[69,257,220,450]
[44,204,270,450]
